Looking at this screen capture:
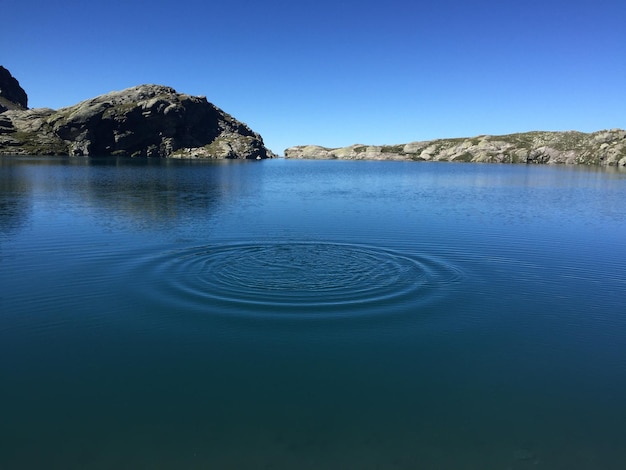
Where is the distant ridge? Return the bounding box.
[286,130,626,166]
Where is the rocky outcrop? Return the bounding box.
[0,66,28,111]
[285,130,626,166]
[0,76,273,159]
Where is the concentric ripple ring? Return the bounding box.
[134,241,463,317]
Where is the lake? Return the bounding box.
[1,156,626,469]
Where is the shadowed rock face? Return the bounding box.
[0,74,273,159]
[0,66,28,111]
[285,129,626,166]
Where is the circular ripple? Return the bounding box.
[136,241,463,317]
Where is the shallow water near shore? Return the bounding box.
[1,156,626,469]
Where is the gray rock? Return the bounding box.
[0,76,274,159]
[285,130,626,166]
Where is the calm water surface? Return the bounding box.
[1,157,626,469]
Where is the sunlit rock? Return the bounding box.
[285,130,626,165]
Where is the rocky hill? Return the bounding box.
[0,67,273,159]
[285,130,626,166]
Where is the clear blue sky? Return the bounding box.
[2,0,625,154]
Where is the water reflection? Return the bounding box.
[0,158,32,234]
[0,156,263,232]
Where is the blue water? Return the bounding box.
[1,157,626,469]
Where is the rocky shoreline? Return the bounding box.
[3,66,625,164]
[284,129,626,166]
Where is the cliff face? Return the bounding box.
[0,66,28,111]
[0,70,273,159]
[285,130,626,166]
